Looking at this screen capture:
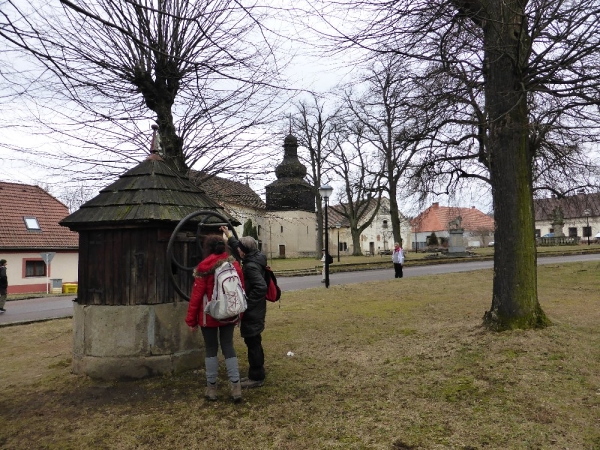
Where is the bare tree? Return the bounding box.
[0,0,286,186]
[316,0,600,330]
[330,120,383,255]
[344,54,428,247]
[292,93,340,255]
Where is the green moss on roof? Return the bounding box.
[61,158,239,229]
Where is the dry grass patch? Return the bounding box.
[1,261,599,449]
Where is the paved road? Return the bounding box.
[1,253,599,325]
[0,295,76,326]
[278,252,600,291]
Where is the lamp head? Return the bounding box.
[318,185,333,200]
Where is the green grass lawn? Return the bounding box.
[1,260,599,449]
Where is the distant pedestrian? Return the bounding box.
[320,249,326,282]
[0,259,7,313]
[392,243,404,278]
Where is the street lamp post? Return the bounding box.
[319,185,333,288]
[414,224,418,253]
[584,209,591,245]
[336,222,341,262]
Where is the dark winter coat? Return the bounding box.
[185,253,244,328]
[227,237,268,338]
[0,266,7,290]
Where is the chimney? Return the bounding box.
[433,202,439,208]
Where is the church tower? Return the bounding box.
[265,133,315,211]
[263,133,317,258]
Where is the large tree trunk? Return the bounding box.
[388,184,402,245]
[350,223,363,256]
[481,0,549,330]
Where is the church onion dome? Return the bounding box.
[275,158,307,179]
[284,134,297,145]
[274,132,307,179]
[266,132,315,212]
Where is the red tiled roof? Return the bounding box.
[0,182,79,249]
[411,202,494,232]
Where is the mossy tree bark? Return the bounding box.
[459,0,549,330]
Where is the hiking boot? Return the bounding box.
[205,383,218,401]
[240,378,264,389]
[231,381,242,403]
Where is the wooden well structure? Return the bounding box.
[61,153,238,380]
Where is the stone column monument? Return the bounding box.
[448,216,467,255]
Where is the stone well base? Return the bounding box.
[72,302,203,380]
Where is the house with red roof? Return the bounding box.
[411,202,495,250]
[0,182,79,294]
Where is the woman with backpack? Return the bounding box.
[185,234,245,403]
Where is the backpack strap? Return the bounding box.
[202,294,208,327]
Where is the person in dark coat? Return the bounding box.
[0,259,7,314]
[220,226,268,389]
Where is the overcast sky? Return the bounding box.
[0,0,493,215]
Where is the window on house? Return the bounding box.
[339,242,348,251]
[24,217,41,230]
[535,229,541,237]
[25,260,46,277]
[280,226,283,233]
[568,227,578,237]
[257,225,261,236]
[583,226,592,237]
[382,220,388,228]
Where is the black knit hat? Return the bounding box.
[0,259,6,265]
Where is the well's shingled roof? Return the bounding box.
[189,172,266,210]
[61,156,240,228]
[0,182,79,249]
[411,202,494,232]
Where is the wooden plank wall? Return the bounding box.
[76,227,202,306]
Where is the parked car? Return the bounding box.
[488,241,495,247]
[542,233,555,238]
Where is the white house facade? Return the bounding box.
[0,182,79,294]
